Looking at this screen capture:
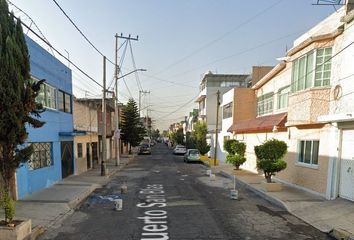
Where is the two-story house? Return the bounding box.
[196,71,250,157]
[229,3,354,201]
[15,36,74,199]
[218,66,273,163]
[73,98,100,174]
[228,63,290,171]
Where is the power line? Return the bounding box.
[10,12,104,88]
[169,29,307,83]
[155,94,198,120]
[152,0,284,76]
[51,0,116,66]
[129,39,144,91]
[7,0,55,55]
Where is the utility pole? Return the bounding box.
[101,56,107,176]
[114,34,120,167]
[214,90,220,166]
[139,90,150,116]
[115,33,138,163]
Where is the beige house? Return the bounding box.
[228,3,354,201]
[229,62,290,174]
[73,98,100,174]
[73,98,120,174]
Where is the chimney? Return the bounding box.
[346,0,354,14]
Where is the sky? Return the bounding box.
[8,0,338,130]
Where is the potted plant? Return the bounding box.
[254,139,287,191]
[224,139,246,170]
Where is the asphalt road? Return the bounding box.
[40,143,332,240]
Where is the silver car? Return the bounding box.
[184,149,200,163]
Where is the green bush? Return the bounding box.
[254,139,288,183]
[226,154,246,170]
[223,139,238,154]
[224,139,247,169]
[0,190,15,224]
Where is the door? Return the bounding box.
[92,142,98,167]
[86,143,91,169]
[339,130,354,201]
[61,141,74,178]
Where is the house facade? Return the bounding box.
[217,66,272,162]
[196,72,250,157]
[15,36,74,199]
[228,4,354,201]
[73,98,100,174]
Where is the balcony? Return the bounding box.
[287,86,331,126]
[195,87,207,102]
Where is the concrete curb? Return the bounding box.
[217,169,354,240]
[329,228,354,240]
[25,225,45,240]
[218,170,289,211]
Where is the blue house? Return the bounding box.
[15,36,75,199]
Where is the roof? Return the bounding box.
[228,113,287,134]
[251,62,286,90]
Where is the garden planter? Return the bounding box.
[0,219,31,240]
[261,181,282,192]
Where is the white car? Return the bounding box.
[173,145,187,155]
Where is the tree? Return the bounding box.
[254,139,287,183]
[185,132,196,149]
[173,128,184,145]
[0,0,45,223]
[224,139,246,170]
[151,129,160,140]
[193,121,210,155]
[121,98,145,153]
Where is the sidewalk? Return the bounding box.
[212,163,354,240]
[1,155,134,237]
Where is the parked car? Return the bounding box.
[184,149,201,163]
[139,143,151,155]
[173,145,187,155]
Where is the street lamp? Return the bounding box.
[114,68,146,166]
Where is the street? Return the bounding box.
[40,143,331,240]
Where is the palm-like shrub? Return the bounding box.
[254,139,287,183]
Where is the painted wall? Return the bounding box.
[277,126,331,196]
[16,36,73,199]
[74,135,99,174]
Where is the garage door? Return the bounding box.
[339,130,354,201]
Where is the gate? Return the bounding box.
[339,130,354,201]
[61,141,73,178]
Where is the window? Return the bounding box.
[257,92,274,116]
[77,143,83,158]
[35,82,56,109]
[28,142,53,170]
[220,81,244,87]
[58,90,72,113]
[291,47,332,92]
[223,102,233,119]
[277,86,290,110]
[298,140,319,166]
[315,48,332,87]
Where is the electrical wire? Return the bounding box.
[11,13,104,89]
[51,0,116,66]
[129,39,144,91]
[152,0,284,76]
[7,0,55,55]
